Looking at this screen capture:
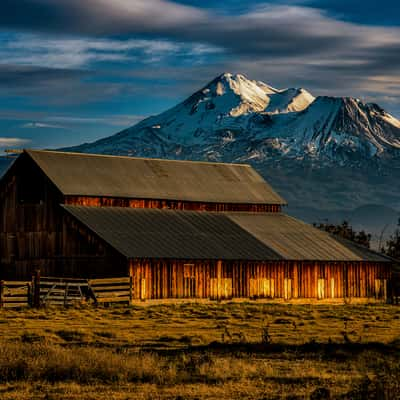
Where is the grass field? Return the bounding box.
[0,302,399,399]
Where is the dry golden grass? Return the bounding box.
[0,302,399,399]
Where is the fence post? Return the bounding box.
[0,280,4,308]
[33,269,41,308]
[129,276,133,305]
[27,282,32,308]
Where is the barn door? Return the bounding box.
[375,279,387,300]
[140,278,146,300]
[210,278,232,300]
[250,278,274,298]
[317,278,325,299]
[183,264,196,298]
[284,278,292,300]
[209,261,232,300]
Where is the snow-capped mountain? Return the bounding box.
[65,73,400,168]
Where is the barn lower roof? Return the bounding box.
[61,206,391,263]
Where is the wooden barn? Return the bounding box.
[0,150,393,302]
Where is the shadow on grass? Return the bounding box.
[150,339,400,361]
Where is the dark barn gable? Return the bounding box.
[0,150,393,302]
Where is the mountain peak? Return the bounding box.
[193,72,314,118]
[213,72,279,96]
[62,73,400,166]
[184,73,279,118]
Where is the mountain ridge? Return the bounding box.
[64,73,400,168]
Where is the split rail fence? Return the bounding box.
[0,272,132,308]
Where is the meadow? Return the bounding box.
[0,302,399,399]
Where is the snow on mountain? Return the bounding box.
[63,73,400,167]
[265,88,315,114]
[266,96,400,161]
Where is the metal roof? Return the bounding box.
[61,205,281,260]
[25,150,286,205]
[227,213,391,262]
[61,206,391,262]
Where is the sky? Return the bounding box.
[0,0,399,151]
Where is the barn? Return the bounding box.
[0,150,393,302]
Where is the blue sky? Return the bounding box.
[0,0,399,151]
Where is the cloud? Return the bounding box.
[0,109,148,128]
[0,65,141,106]
[0,1,400,115]
[0,34,222,69]
[0,1,399,57]
[0,65,87,88]
[21,122,66,129]
[0,0,207,36]
[1,2,399,83]
[44,115,147,127]
[0,137,31,148]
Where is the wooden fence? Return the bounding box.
[88,277,132,304]
[0,273,132,308]
[39,277,90,307]
[0,281,31,308]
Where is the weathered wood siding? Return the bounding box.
[129,259,392,301]
[65,196,282,213]
[0,155,126,280]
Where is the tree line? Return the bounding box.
[314,219,400,260]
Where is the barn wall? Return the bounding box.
[0,155,127,280]
[129,259,392,301]
[65,196,282,213]
[0,155,61,278]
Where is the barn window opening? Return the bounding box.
[17,168,45,205]
[7,234,17,261]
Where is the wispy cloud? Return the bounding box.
[0,137,31,148]
[21,122,66,129]
[0,34,221,69]
[45,115,147,127]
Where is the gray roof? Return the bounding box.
[62,205,281,260]
[228,213,390,262]
[26,150,286,205]
[61,206,391,262]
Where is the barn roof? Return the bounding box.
[228,213,390,262]
[61,206,391,262]
[25,150,286,205]
[62,205,281,261]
